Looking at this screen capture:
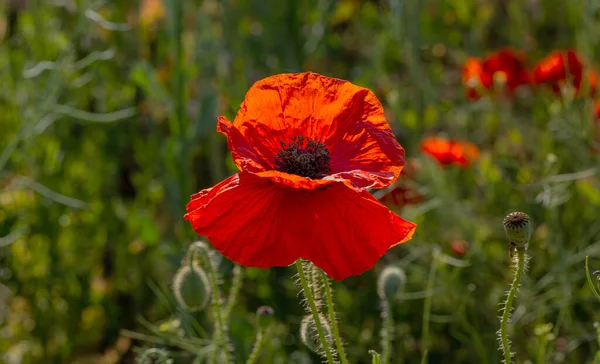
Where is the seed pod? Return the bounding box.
[377,266,407,301]
[256,306,275,328]
[503,211,532,250]
[299,314,332,354]
[172,263,211,311]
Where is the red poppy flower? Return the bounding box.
[533,49,598,96]
[184,72,416,280]
[449,240,470,258]
[462,48,531,100]
[421,136,480,167]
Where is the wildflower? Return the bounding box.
[533,49,597,96]
[184,72,416,280]
[420,136,480,167]
[449,239,470,258]
[462,48,530,100]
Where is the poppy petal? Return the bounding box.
[184,172,416,280]
[217,116,273,173]
[227,72,404,189]
[185,173,302,268]
[299,184,416,280]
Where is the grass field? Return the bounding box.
[2,0,600,363]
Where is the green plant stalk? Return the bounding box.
[380,298,393,364]
[295,260,336,364]
[320,270,349,364]
[196,248,230,364]
[246,328,266,364]
[420,254,438,364]
[224,265,244,321]
[585,256,600,302]
[500,250,526,364]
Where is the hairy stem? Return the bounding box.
[500,249,526,364]
[295,260,336,364]
[380,298,393,364]
[420,253,438,364]
[194,246,230,364]
[320,270,349,364]
[224,265,244,320]
[246,328,266,364]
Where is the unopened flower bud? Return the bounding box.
[503,211,532,250]
[256,306,275,328]
[172,263,211,312]
[377,266,406,301]
[300,314,332,354]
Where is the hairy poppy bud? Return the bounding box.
[503,211,532,250]
[377,266,406,301]
[137,348,173,364]
[256,306,275,328]
[300,314,332,354]
[172,263,211,312]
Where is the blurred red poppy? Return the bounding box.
[462,48,531,100]
[449,240,470,258]
[421,136,480,167]
[185,72,416,280]
[533,49,598,96]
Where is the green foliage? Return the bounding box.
[2,0,600,363]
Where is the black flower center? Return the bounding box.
[274,136,331,179]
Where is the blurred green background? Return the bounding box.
[2,0,600,363]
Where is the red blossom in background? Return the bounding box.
[184,72,416,280]
[421,136,480,167]
[462,48,531,100]
[449,240,470,258]
[533,49,598,96]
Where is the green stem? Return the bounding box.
[246,328,266,364]
[196,248,230,364]
[500,249,526,364]
[224,265,244,320]
[320,270,349,364]
[420,253,438,364]
[380,299,393,364]
[295,260,335,364]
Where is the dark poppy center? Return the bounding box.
[274,136,331,179]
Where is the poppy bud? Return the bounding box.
[172,263,211,312]
[137,348,173,364]
[256,306,275,328]
[503,211,532,250]
[377,266,406,301]
[300,314,332,354]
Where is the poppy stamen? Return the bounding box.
[274,136,331,179]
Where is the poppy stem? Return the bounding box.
[420,249,439,364]
[295,260,336,364]
[320,270,350,364]
[193,243,231,364]
[380,298,393,364]
[499,249,526,364]
[223,265,244,321]
[246,327,266,364]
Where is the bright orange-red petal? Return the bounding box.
[219,72,404,189]
[184,172,416,280]
[421,136,479,167]
[534,50,584,93]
